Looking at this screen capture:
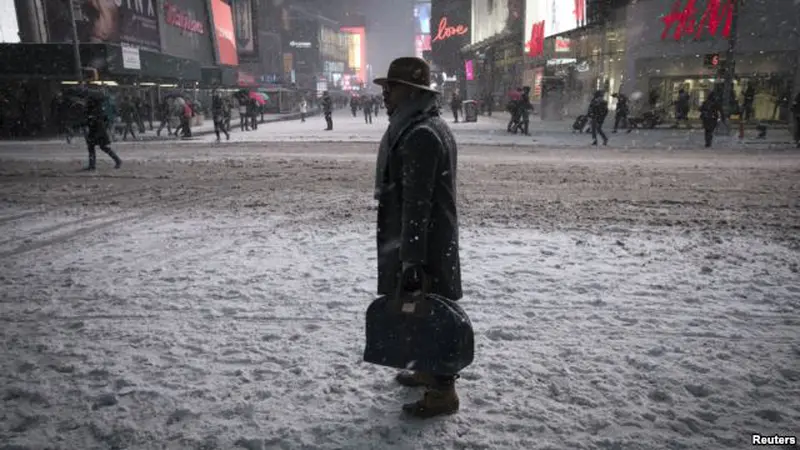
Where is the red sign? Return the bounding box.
[661,0,734,41]
[164,2,205,34]
[432,17,469,42]
[212,0,238,66]
[574,0,585,24]
[527,20,545,57]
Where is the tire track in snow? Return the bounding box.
[0,185,154,226]
[0,186,251,259]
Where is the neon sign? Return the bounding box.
[164,2,205,34]
[527,20,544,57]
[432,17,468,42]
[661,0,734,41]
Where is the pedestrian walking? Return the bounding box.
[249,97,259,130]
[156,99,173,137]
[518,86,532,135]
[673,88,691,128]
[350,96,359,117]
[212,91,229,142]
[742,84,756,122]
[372,56,463,419]
[791,92,800,148]
[84,91,122,171]
[612,93,629,133]
[450,92,461,123]
[588,90,609,146]
[373,95,381,117]
[51,92,74,143]
[700,91,721,148]
[239,98,249,131]
[299,97,308,122]
[322,91,333,130]
[120,96,137,141]
[363,97,373,124]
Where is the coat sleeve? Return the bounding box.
[399,126,441,267]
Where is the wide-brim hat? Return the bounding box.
[373,57,438,93]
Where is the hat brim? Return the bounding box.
[373,77,438,93]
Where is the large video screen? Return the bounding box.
[414,2,431,34]
[544,0,587,37]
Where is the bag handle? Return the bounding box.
[391,267,432,316]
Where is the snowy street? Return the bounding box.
[1,113,799,449]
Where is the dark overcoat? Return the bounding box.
[376,110,462,301]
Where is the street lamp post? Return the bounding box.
[718,0,740,135]
[67,0,83,83]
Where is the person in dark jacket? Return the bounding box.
[322,91,333,130]
[156,99,172,137]
[673,88,691,128]
[611,93,629,133]
[120,96,137,141]
[51,93,74,143]
[518,86,532,135]
[350,95,359,117]
[742,84,756,122]
[700,91,721,148]
[450,92,461,123]
[363,95,373,124]
[791,92,800,148]
[248,97,259,130]
[588,90,609,146]
[373,57,462,419]
[212,91,229,142]
[84,91,122,170]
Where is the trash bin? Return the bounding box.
[463,100,478,123]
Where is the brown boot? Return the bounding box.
[395,371,434,388]
[402,384,459,418]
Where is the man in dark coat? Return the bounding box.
[700,91,721,148]
[588,90,609,146]
[322,91,333,130]
[363,96,373,124]
[212,90,230,142]
[84,91,122,170]
[611,92,629,133]
[120,96,137,141]
[373,56,462,419]
[791,92,800,148]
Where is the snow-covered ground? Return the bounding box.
[1,140,799,450]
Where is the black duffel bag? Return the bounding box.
[363,278,474,375]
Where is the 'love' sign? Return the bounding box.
[432,17,469,42]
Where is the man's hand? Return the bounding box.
[400,264,425,294]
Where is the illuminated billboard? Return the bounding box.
[341,26,367,87]
[525,0,587,53]
[544,0,587,37]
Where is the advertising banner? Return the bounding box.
[211,0,238,66]
[159,0,215,66]
[464,59,474,81]
[543,0,587,37]
[234,0,256,55]
[44,0,161,51]
[524,0,545,56]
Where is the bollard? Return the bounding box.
[739,119,744,139]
